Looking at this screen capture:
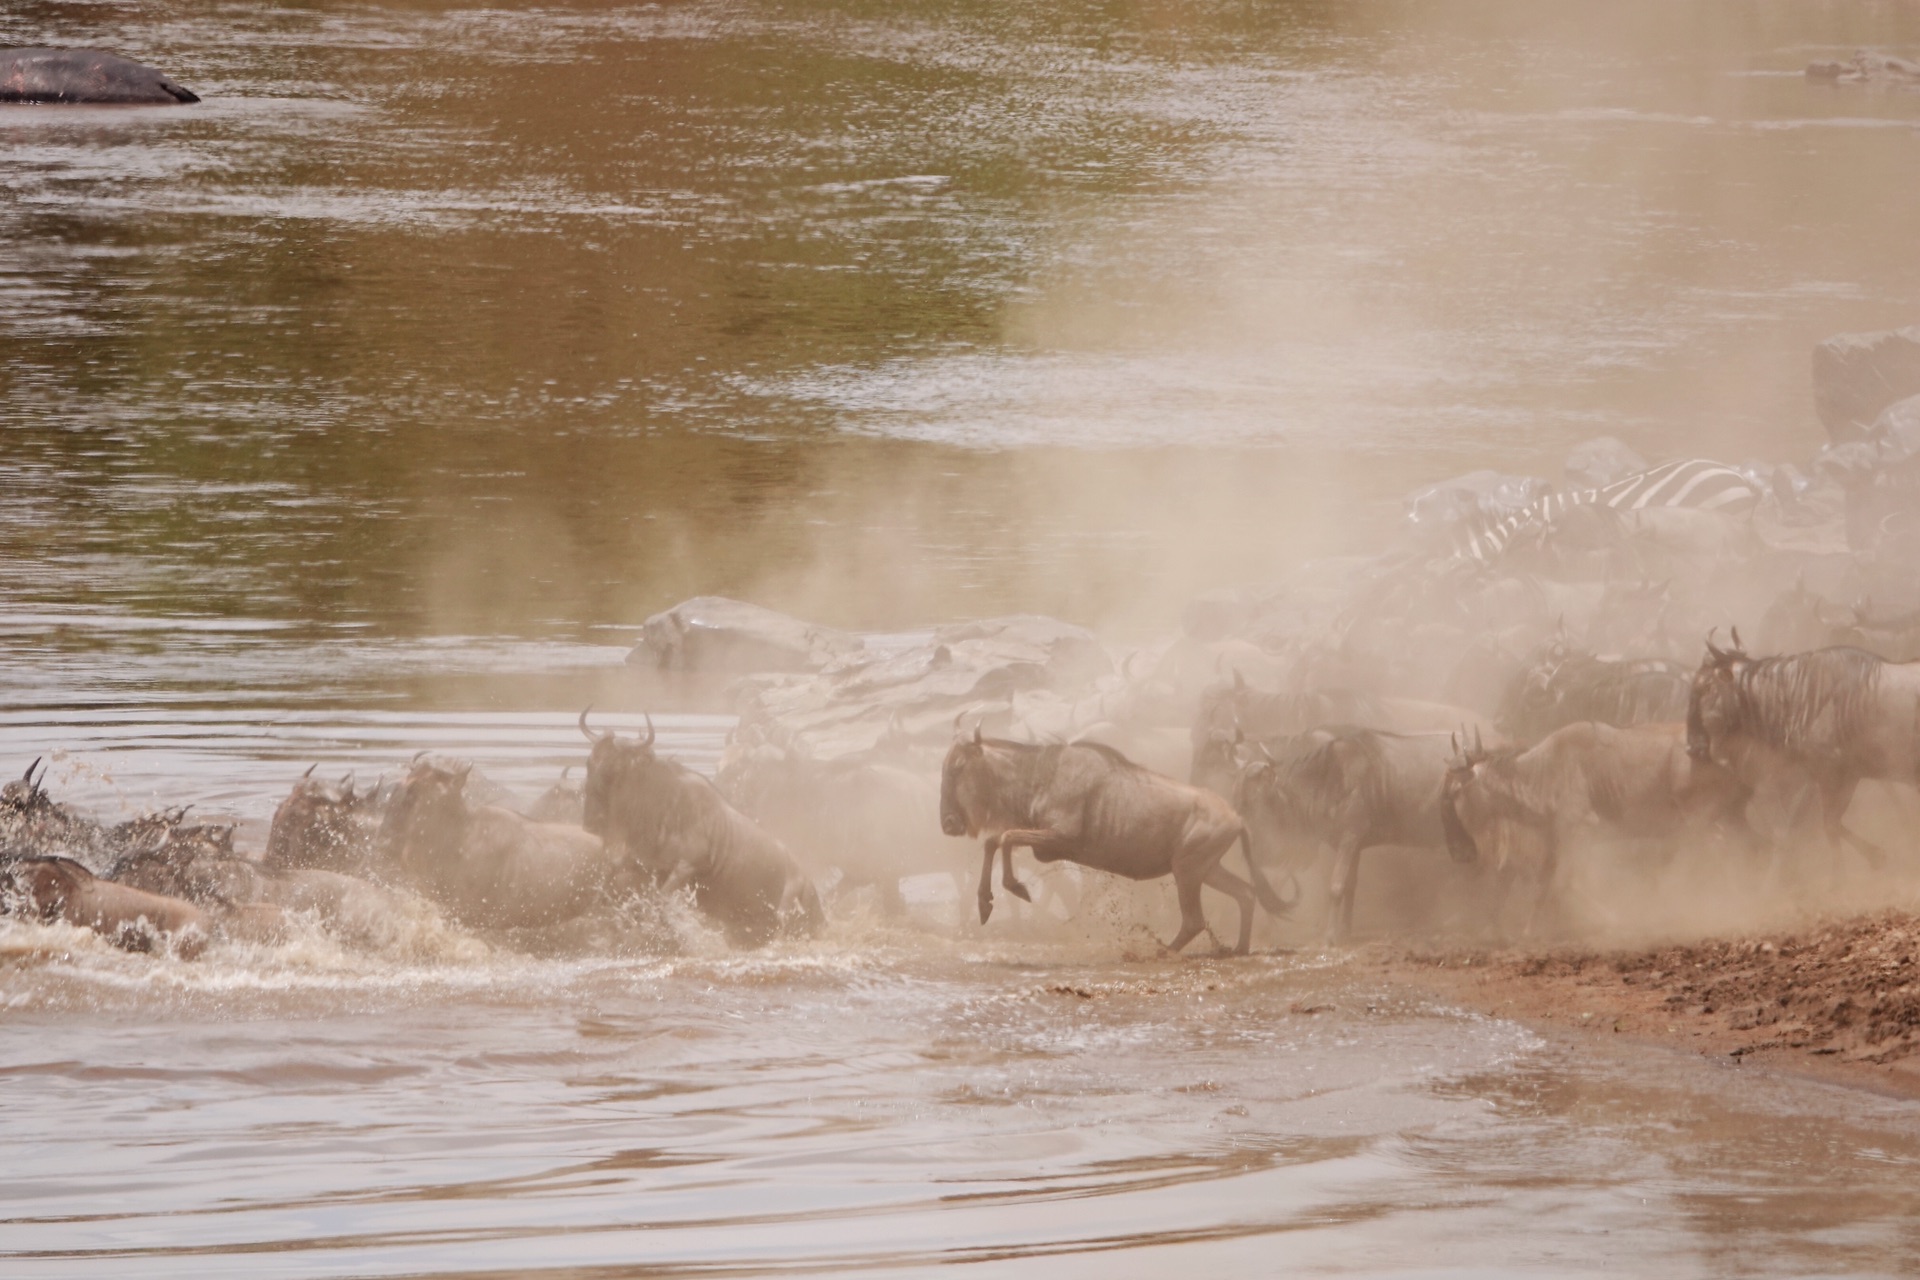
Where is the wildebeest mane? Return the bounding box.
[1272,725,1400,817]
[1723,645,1885,756]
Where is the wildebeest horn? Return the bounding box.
[302,762,318,779]
[1729,625,1743,652]
[973,724,984,746]
[340,772,353,791]
[1472,726,1484,757]
[1451,731,1459,755]
[641,712,656,747]
[579,706,608,743]
[1257,741,1276,764]
[412,749,430,765]
[22,757,41,788]
[1704,627,1726,661]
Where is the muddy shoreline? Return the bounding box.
[1371,910,1920,1099]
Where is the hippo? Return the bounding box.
[0,47,200,105]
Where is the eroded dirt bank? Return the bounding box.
[1375,911,1920,1097]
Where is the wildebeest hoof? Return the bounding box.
[977,895,993,924]
[1004,878,1032,903]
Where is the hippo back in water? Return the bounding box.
[0,47,200,105]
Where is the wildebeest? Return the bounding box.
[1234,727,1460,944]
[378,755,634,929]
[1499,633,1689,740]
[1687,631,1916,872]
[1189,671,1486,797]
[581,712,823,946]
[112,816,419,947]
[265,766,377,874]
[1440,722,1752,935]
[527,768,584,825]
[939,728,1292,954]
[0,47,200,104]
[719,737,966,918]
[2,855,210,955]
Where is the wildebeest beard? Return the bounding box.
[1438,773,1480,864]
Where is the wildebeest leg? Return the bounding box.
[977,836,1000,924]
[1819,777,1886,872]
[1520,829,1561,939]
[1202,864,1257,955]
[1166,865,1211,954]
[999,843,1032,903]
[997,829,1071,907]
[1325,837,1363,945]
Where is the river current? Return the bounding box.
[6,1,1920,1275]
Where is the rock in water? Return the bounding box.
[1812,326,1920,445]
[0,47,200,105]
[629,596,864,676]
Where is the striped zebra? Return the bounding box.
[1451,458,1763,568]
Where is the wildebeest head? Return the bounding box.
[1439,729,1490,865]
[1229,744,1295,841]
[265,764,367,871]
[0,757,51,815]
[1189,714,1246,796]
[578,708,659,840]
[378,756,472,859]
[1687,627,1747,760]
[939,724,991,837]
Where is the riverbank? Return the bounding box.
[1374,911,1920,1099]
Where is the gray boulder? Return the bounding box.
[628,596,863,676]
[731,614,1113,761]
[1812,326,1920,445]
[1563,436,1647,490]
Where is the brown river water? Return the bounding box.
[6,1,1920,1274]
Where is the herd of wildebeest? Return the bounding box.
[10,433,1920,960]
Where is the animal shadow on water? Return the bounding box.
[940,728,1295,956]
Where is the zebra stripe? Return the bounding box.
[1448,459,1759,568]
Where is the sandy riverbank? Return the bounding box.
[1372,911,1920,1098]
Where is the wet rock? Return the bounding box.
[1563,436,1646,490]
[1806,50,1920,87]
[732,613,1112,761]
[628,596,863,676]
[1811,326,1920,445]
[0,47,200,105]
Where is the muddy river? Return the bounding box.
[5,1,1920,1274]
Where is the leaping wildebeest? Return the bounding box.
[580,711,823,946]
[1440,722,1753,936]
[939,727,1293,954]
[1687,630,1914,872]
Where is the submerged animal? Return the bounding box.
[940,728,1292,955]
[581,711,823,946]
[0,47,200,104]
[2,854,210,955]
